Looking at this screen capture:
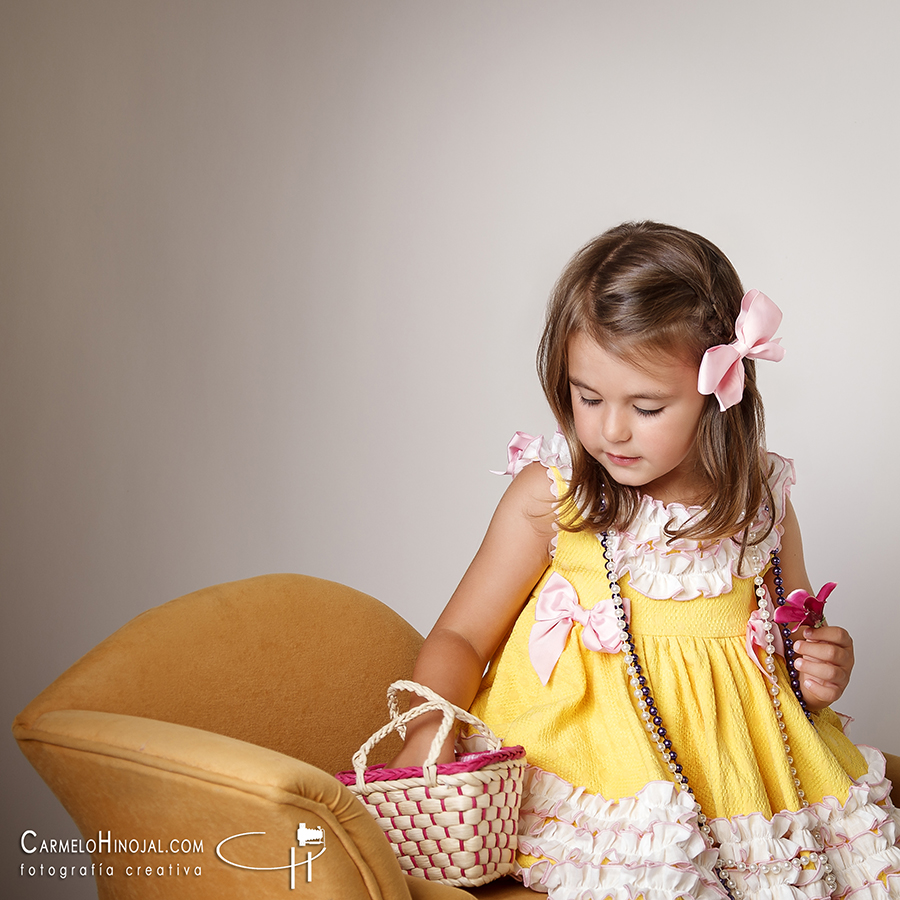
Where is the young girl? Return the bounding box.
[392,222,900,899]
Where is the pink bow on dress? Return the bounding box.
[697,290,785,411]
[529,572,628,685]
[746,591,785,683]
[773,582,835,632]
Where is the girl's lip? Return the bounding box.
[606,453,641,466]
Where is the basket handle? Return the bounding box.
[350,680,501,791]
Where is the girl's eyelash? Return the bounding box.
[578,395,663,417]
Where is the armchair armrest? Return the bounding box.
[14,709,416,899]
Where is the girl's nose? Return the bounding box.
[602,408,631,443]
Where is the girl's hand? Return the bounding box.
[387,708,456,770]
[792,625,854,709]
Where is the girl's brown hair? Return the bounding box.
[538,221,774,549]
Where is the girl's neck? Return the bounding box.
[637,467,711,509]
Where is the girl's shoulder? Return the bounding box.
[492,432,569,555]
[760,450,796,531]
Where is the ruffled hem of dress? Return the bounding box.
[514,745,900,900]
[495,431,796,600]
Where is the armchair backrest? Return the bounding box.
[15,574,424,773]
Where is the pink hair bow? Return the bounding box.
[529,572,628,685]
[773,582,835,633]
[697,290,785,411]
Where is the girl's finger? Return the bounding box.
[793,658,848,687]
[792,640,851,666]
[799,626,853,646]
[800,678,842,705]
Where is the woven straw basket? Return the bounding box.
[335,680,526,887]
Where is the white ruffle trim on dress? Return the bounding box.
[494,431,573,481]
[606,453,794,600]
[515,746,900,900]
[496,431,796,601]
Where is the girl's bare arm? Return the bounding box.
[391,462,556,766]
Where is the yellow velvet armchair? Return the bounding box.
[13,574,899,900]
[13,574,530,899]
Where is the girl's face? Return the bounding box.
[567,332,709,506]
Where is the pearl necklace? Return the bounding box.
[600,531,837,899]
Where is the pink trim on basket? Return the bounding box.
[335,746,526,785]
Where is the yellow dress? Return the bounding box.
[467,435,900,900]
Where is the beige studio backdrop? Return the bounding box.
[2,1,899,897]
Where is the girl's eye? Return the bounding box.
[635,406,663,417]
[578,396,601,407]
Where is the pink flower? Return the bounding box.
[773,582,836,633]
